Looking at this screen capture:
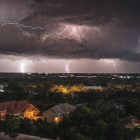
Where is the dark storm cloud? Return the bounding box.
[29,0,140,26]
[0,0,32,20]
[0,0,140,61]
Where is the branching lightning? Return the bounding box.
[72,27,80,41]
[0,7,69,41]
[41,25,69,41]
[1,7,83,43]
[0,7,49,38]
[4,21,49,30]
[0,7,70,40]
[1,7,49,30]
[71,26,83,43]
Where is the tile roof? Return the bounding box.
[125,122,133,128]
[20,104,31,114]
[43,103,76,117]
[0,100,31,114]
[132,119,140,124]
[125,118,140,128]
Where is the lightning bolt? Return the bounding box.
[113,62,117,72]
[72,27,80,40]
[1,7,85,45]
[65,60,76,73]
[1,7,84,44]
[1,7,49,30]
[0,7,49,38]
[103,59,118,72]
[72,27,82,43]
[41,25,69,41]
[66,61,70,73]
[1,19,49,35]
[20,62,25,73]
[71,27,83,43]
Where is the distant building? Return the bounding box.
[42,103,76,124]
[0,100,40,120]
[82,86,103,91]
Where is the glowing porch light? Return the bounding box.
[55,117,58,121]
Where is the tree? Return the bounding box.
[3,118,20,138]
[77,84,84,91]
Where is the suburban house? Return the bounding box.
[43,103,76,124]
[125,116,140,128]
[0,100,40,120]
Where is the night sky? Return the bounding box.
[0,0,140,73]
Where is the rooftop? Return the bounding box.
[43,103,76,117]
[0,100,30,114]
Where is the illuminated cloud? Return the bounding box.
[0,0,139,72]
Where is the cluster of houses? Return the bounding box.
[0,100,76,124]
[1,100,140,130]
[125,115,140,129]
